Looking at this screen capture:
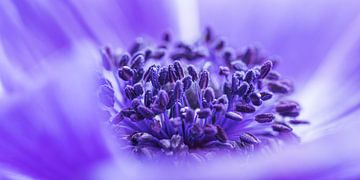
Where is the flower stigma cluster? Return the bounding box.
[98,28,309,161]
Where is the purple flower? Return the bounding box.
[1,0,360,179]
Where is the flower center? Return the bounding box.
[97,28,308,160]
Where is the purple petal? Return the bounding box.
[196,0,360,84]
[0,60,111,179]
[0,0,177,69]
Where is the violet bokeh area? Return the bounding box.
[0,0,360,179]
[197,0,360,86]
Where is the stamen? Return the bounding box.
[214,38,225,50]
[118,66,134,81]
[116,53,131,68]
[204,87,215,103]
[204,124,218,136]
[219,66,230,76]
[174,80,183,100]
[197,108,211,119]
[184,108,195,123]
[289,120,310,125]
[255,113,275,123]
[268,82,290,94]
[237,82,250,97]
[250,93,262,106]
[260,91,273,101]
[231,60,247,71]
[136,105,155,119]
[244,70,255,83]
[259,60,273,79]
[199,71,209,89]
[266,71,281,80]
[236,104,256,113]
[272,122,293,132]
[215,126,228,143]
[150,66,161,89]
[100,28,306,160]
[182,76,192,91]
[98,85,115,107]
[204,27,213,43]
[162,31,171,43]
[168,65,178,83]
[130,54,145,69]
[225,112,243,121]
[190,124,203,137]
[276,101,300,112]
[174,61,185,79]
[187,65,198,81]
[150,48,166,59]
[133,83,144,97]
[144,90,153,107]
[158,67,169,85]
[125,85,136,100]
[239,133,260,144]
[213,104,225,112]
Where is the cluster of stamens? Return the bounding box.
[97,28,309,161]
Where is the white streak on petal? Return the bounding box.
[296,13,360,140]
[173,0,201,43]
[0,42,29,94]
[0,82,4,98]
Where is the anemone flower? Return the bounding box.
[1,0,360,179]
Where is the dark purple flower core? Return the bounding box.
[98,28,308,161]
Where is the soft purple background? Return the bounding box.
[0,0,176,72]
[197,0,360,87]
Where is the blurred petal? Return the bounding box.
[172,0,201,42]
[0,0,177,70]
[296,14,360,140]
[196,0,360,85]
[0,45,112,179]
[0,43,28,93]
